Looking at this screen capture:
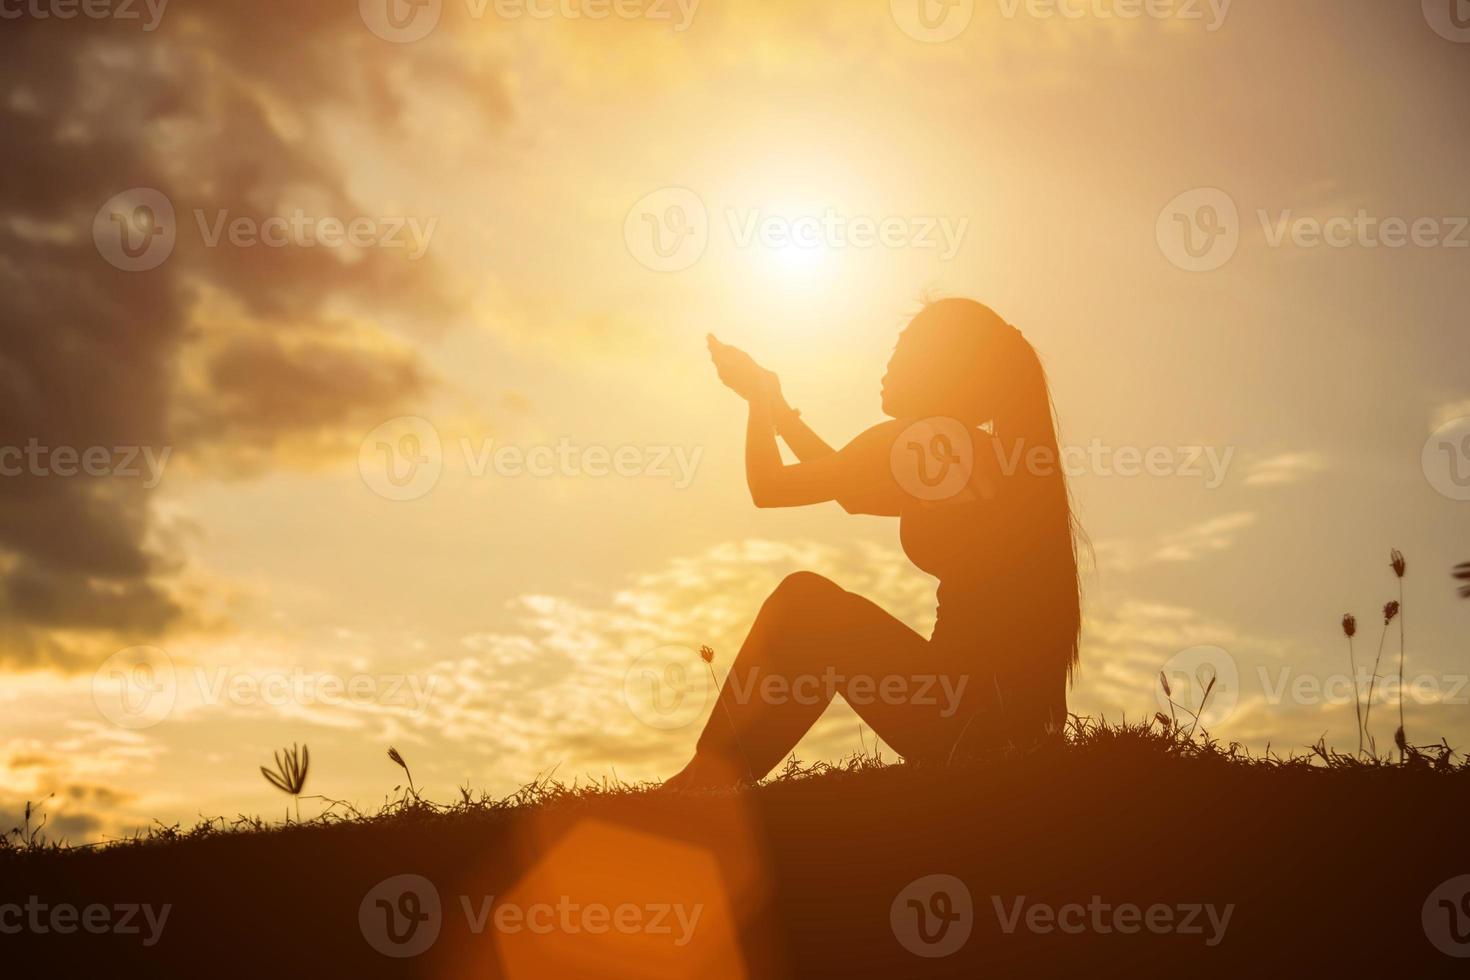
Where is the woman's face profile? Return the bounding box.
[882,320,973,420]
[880,335,922,418]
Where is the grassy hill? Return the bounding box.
[5,721,1470,978]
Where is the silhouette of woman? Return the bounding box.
[665,299,1083,789]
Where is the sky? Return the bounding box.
[1,0,1468,842]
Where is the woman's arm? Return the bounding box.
[746,409,906,513]
[744,392,785,506]
[708,334,836,461]
[769,389,836,462]
[710,334,904,513]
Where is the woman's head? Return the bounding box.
[882,299,1036,428]
[883,298,1084,681]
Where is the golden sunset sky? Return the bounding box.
[2,0,1469,840]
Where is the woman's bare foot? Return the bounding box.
[660,752,750,792]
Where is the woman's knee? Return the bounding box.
[772,570,844,605]
[757,571,848,628]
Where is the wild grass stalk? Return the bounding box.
[1364,601,1400,758]
[1342,614,1362,755]
[1391,550,1406,761]
[388,746,418,801]
[700,645,753,781]
[260,743,310,822]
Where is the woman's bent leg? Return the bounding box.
[686,572,967,783]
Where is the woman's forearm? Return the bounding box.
[776,413,836,462]
[745,396,784,506]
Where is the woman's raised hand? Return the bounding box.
[707,334,780,404]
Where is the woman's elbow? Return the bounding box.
[746,477,782,509]
[748,485,779,509]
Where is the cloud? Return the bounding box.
[392,538,936,782]
[170,297,434,478]
[1094,511,1258,572]
[1242,452,1328,487]
[0,6,510,666]
[1432,399,1470,431]
[1151,512,1258,564]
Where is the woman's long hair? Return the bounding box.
[902,299,1085,682]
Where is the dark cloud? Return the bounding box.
[0,7,512,665]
